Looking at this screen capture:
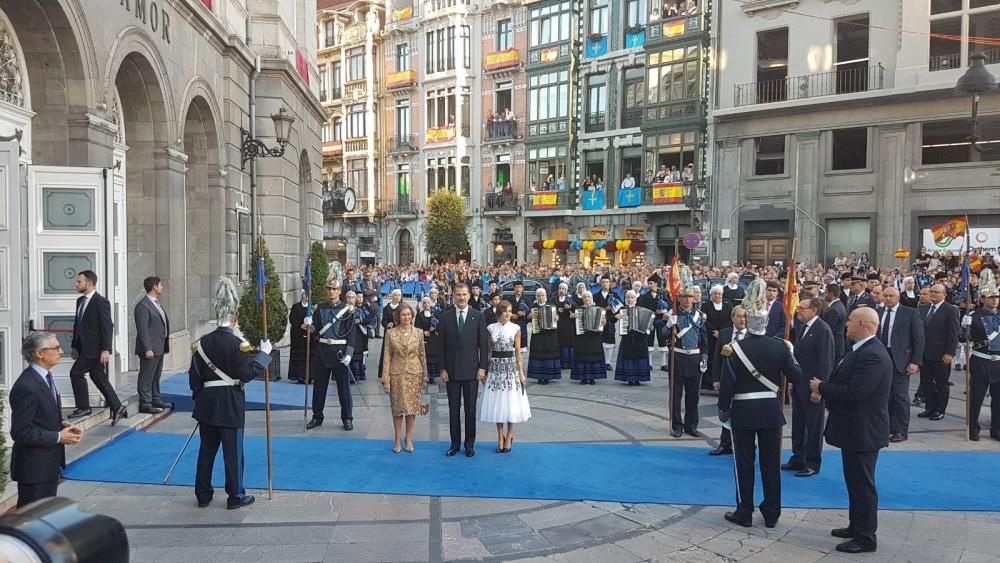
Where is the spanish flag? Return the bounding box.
[783,258,798,339]
[930,216,968,245]
[667,255,682,300]
[532,192,558,209]
[652,182,683,204]
[393,5,413,21]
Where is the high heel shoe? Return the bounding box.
[502,438,513,453]
[405,444,415,453]
[392,445,402,454]
[496,443,504,453]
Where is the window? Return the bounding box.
[528,146,568,190]
[645,131,698,178]
[396,43,410,72]
[826,218,871,261]
[426,27,457,73]
[586,74,606,131]
[426,157,460,194]
[585,151,605,186]
[589,2,608,35]
[754,135,786,175]
[972,0,1000,8]
[756,28,789,102]
[347,47,365,81]
[333,117,342,141]
[332,62,342,94]
[348,104,365,138]
[621,147,643,183]
[397,164,411,198]
[931,0,962,13]
[462,25,471,69]
[426,88,456,129]
[835,15,870,94]
[348,158,366,196]
[625,0,646,27]
[319,67,328,100]
[929,18,962,71]
[622,67,644,127]
[461,89,471,137]
[831,128,868,171]
[529,1,571,47]
[322,120,333,143]
[495,81,512,114]
[970,11,1000,64]
[426,31,435,73]
[396,98,410,137]
[528,70,570,121]
[646,45,700,104]
[495,154,512,188]
[922,119,1000,164]
[324,20,336,48]
[497,19,513,50]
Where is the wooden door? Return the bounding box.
[745,237,790,266]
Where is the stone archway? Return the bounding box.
[398,229,414,265]
[183,95,222,338]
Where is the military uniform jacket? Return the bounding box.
[313,301,359,368]
[971,308,1000,383]
[848,291,877,312]
[672,307,709,361]
[189,327,269,428]
[718,335,802,430]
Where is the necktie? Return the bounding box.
[458,310,466,333]
[45,372,57,404]
[799,322,809,340]
[77,296,86,320]
[927,305,937,321]
[881,308,892,345]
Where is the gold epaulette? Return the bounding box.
[721,344,733,357]
[190,339,200,353]
[239,341,252,353]
[783,339,795,353]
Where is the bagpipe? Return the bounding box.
[516,299,531,322]
[651,296,671,327]
[606,294,624,317]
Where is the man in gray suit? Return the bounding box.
[437,283,490,457]
[878,287,924,442]
[134,276,171,414]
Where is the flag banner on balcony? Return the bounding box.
[486,49,520,70]
[540,47,559,63]
[663,20,686,38]
[586,36,608,58]
[625,29,645,49]
[652,182,684,204]
[295,49,310,86]
[426,126,456,144]
[532,192,558,209]
[392,0,413,21]
[929,216,968,246]
[617,187,642,208]
[387,70,416,88]
[581,189,605,210]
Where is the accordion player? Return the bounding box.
[618,307,655,336]
[531,304,558,334]
[576,306,606,335]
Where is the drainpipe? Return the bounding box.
[247,17,261,245]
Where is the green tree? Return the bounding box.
[426,189,469,262]
[309,241,329,305]
[238,240,289,346]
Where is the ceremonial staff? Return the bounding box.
[256,230,275,500]
[781,239,799,408]
[963,215,972,442]
[667,249,681,427]
[303,257,314,431]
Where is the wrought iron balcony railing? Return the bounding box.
[734,64,885,107]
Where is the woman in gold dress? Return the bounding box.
[381,303,428,453]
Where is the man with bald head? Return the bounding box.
[811,307,892,554]
[917,284,960,421]
[876,287,924,442]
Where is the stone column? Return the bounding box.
[66,112,116,168]
[794,131,821,264]
[162,145,192,367]
[714,138,741,262]
[876,124,907,265]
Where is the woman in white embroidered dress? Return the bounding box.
[478,301,531,453]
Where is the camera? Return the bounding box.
[0,497,128,563]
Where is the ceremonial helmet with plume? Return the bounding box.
[743,277,770,336]
[214,276,240,327]
[327,260,343,290]
[678,264,695,297]
[981,268,999,299]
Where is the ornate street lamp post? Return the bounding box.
[241,107,295,244]
[956,52,998,153]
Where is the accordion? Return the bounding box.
[619,307,655,336]
[531,305,558,333]
[576,306,606,335]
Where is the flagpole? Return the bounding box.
[965,215,972,442]
[669,241,679,429]
[303,257,313,431]
[781,239,798,408]
[257,232,275,500]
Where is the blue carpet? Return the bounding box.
[160,374,316,411]
[63,431,1000,511]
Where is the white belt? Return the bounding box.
[319,338,347,345]
[204,380,239,388]
[672,348,701,355]
[196,341,240,388]
[972,350,1000,362]
[734,391,777,401]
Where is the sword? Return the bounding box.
[163,422,199,484]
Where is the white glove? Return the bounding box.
[341,355,352,366]
[962,314,973,328]
[700,360,708,373]
[303,316,313,326]
[260,339,273,355]
[668,315,678,326]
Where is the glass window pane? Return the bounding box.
[42,188,96,231]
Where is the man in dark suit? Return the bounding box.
[811,307,892,554]
[11,332,84,507]
[134,276,172,414]
[918,284,960,421]
[823,285,848,362]
[783,298,834,477]
[69,270,126,424]
[437,283,490,457]
[878,287,925,442]
[764,281,785,338]
[847,277,876,313]
[708,306,747,456]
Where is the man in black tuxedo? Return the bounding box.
[11,332,84,507]
[764,281,785,338]
[134,276,172,413]
[878,287,925,442]
[783,298,834,477]
[918,284,960,421]
[811,307,892,554]
[708,306,748,456]
[823,285,848,362]
[69,270,126,424]
[437,283,490,457]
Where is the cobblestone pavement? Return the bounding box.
[65,345,1000,563]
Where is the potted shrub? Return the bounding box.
[238,240,288,381]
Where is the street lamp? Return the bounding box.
[682,179,707,231]
[241,107,296,169]
[956,52,998,153]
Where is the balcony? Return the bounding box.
[485,119,519,143]
[388,134,418,155]
[733,64,885,107]
[930,52,962,72]
[483,193,520,215]
[319,90,328,102]
[348,197,382,217]
[525,189,577,212]
[330,86,342,100]
[344,138,370,153]
[621,108,643,129]
[426,126,457,144]
[388,198,419,218]
[386,69,417,91]
[322,141,343,157]
[485,49,522,75]
[585,112,605,133]
[647,12,705,44]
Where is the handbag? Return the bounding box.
[420,402,430,416]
